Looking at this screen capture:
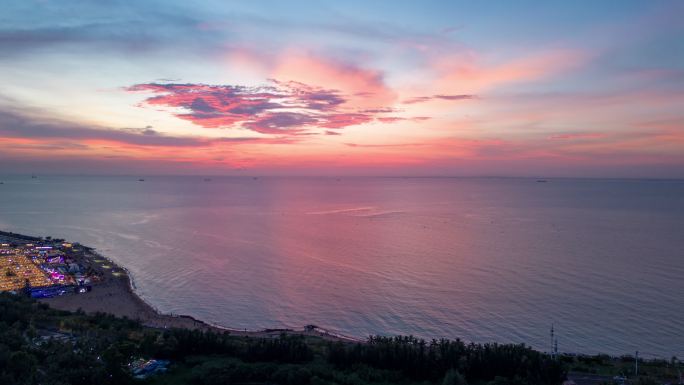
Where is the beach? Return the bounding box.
[39,249,216,331]
[0,231,359,342]
[3,235,677,385]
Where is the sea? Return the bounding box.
[0,175,682,358]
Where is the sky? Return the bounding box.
[1,0,683,177]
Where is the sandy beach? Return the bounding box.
[0,228,360,342]
[39,251,213,331]
[39,248,360,343]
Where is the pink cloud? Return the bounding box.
[128,80,410,135]
[222,48,397,110]
[432,50,586,93]
[318,113,374,128]
[376,117,405,123]
[548,133,605,140]
[272,52,398,110]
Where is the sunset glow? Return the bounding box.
[1,1,683,177]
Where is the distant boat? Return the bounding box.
[203,178,211,182]
[138,178,145,182]
[31,175,37,179]
[536,179,548,183]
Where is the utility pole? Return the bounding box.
[635,351,639,377]
[550,323,555,359]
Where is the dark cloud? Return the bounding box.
[0,24,161,55]
[434,94,476,101]
[403,94,476,104]
[121,126,160,136]
[0,3,203,56]
[0,2,447,59]
[245,112,318,134]
[0,107,293,148]
[361,107,401,113]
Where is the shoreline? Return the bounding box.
[0,229,362,343]
[3,229,679,360]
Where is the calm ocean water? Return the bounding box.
[0,176,682,357]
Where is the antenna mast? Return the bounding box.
[554,338,558,357]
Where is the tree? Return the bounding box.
[8,351,37,384]
[443,369,468,385]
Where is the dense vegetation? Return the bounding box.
[10,291,680,385]
[0,292,566,385]
[328,336,564,384]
